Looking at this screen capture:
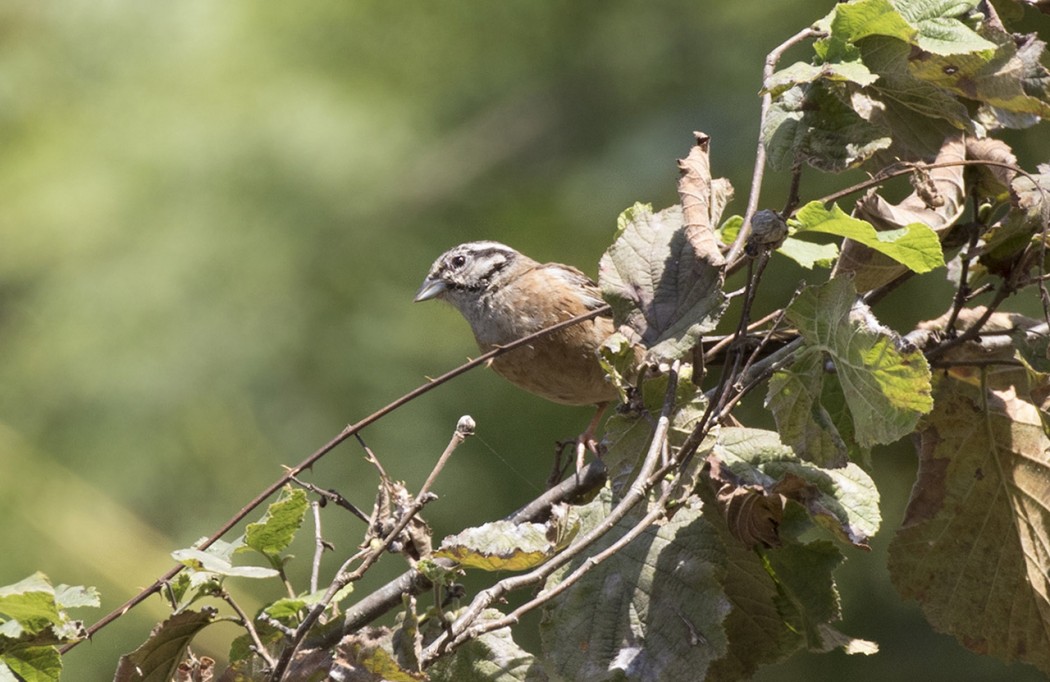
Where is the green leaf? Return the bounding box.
[888,367,1050,673]
[776,237,839,269]
[0,575,60,636]
[599,203,726,361]
[827,0,915,43]
[895,0,996,55]
[539,489,730,681]
[1,646,61,682]
[244,485,309,559]
[52,585,99,611]
[781,277,932,448]
[171,548,279,579]
[711,428,880,547]
[428,609,545,682]
[113,609,216,682]
[790,201,943,273]
[764,60,878,97]
[766,352,850,468]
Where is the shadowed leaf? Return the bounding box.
[599,203,726,361]
[709,428,880,548]
[114,609,216,682]
[428,609,546,682]
[539,489,730,682]
[888,360,1050,673]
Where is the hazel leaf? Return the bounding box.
[435,518,577,572]
[599,203,726,361]
[888,366,1050,673]
[779,277,933,449]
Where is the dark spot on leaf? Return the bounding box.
[974,467,983,481]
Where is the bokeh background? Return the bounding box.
[1,2,1047,679]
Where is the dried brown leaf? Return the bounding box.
[677,131,729,267]
[834,133,967,291]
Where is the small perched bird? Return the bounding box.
[415,241,619,466]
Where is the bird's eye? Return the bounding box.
[450,255,467,269]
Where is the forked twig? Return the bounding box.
[727,26,822,265]
[269,417,476,680]
[61,305,609,654]
[419,360,681,665]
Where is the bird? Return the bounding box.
[415,241,621,470]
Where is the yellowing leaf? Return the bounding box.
[435,519,575,572]
[888,366,1050,673]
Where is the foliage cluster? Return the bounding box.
[3,1,1050,680]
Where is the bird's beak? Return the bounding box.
[414,277,447,302]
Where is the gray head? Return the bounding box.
[415,241,524,306]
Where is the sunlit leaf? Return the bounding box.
[171,548,279,579]
[243,486,309,559]
[776,237,839,269]
[776,277,932,449]
[435,519,574,572]
[790,202,943,274]
[1,646,61,682]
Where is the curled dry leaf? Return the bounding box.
[364,470,432,562]
[965,137,1019,198]
[677,130,730,267]
[835,133,967,291]
[708,456,784,548]
[598,133,730,361]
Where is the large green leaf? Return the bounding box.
[771,277,932,450]
[539,489,729,682]
[599,203,726,361]
[888,363,1050,673]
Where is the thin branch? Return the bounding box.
[439,486,675,659]
[289,475,370,525]
[818,159,1034,209]
[270,417,475,680]
[310,501,325,595]
[727,26,822,265]
[220,591,277,670]
[61,305,608,653]
[925,286,1012,363]
[420,361,681,665]
[327,459,609,643]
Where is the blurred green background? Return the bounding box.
[1,1,1047,679]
